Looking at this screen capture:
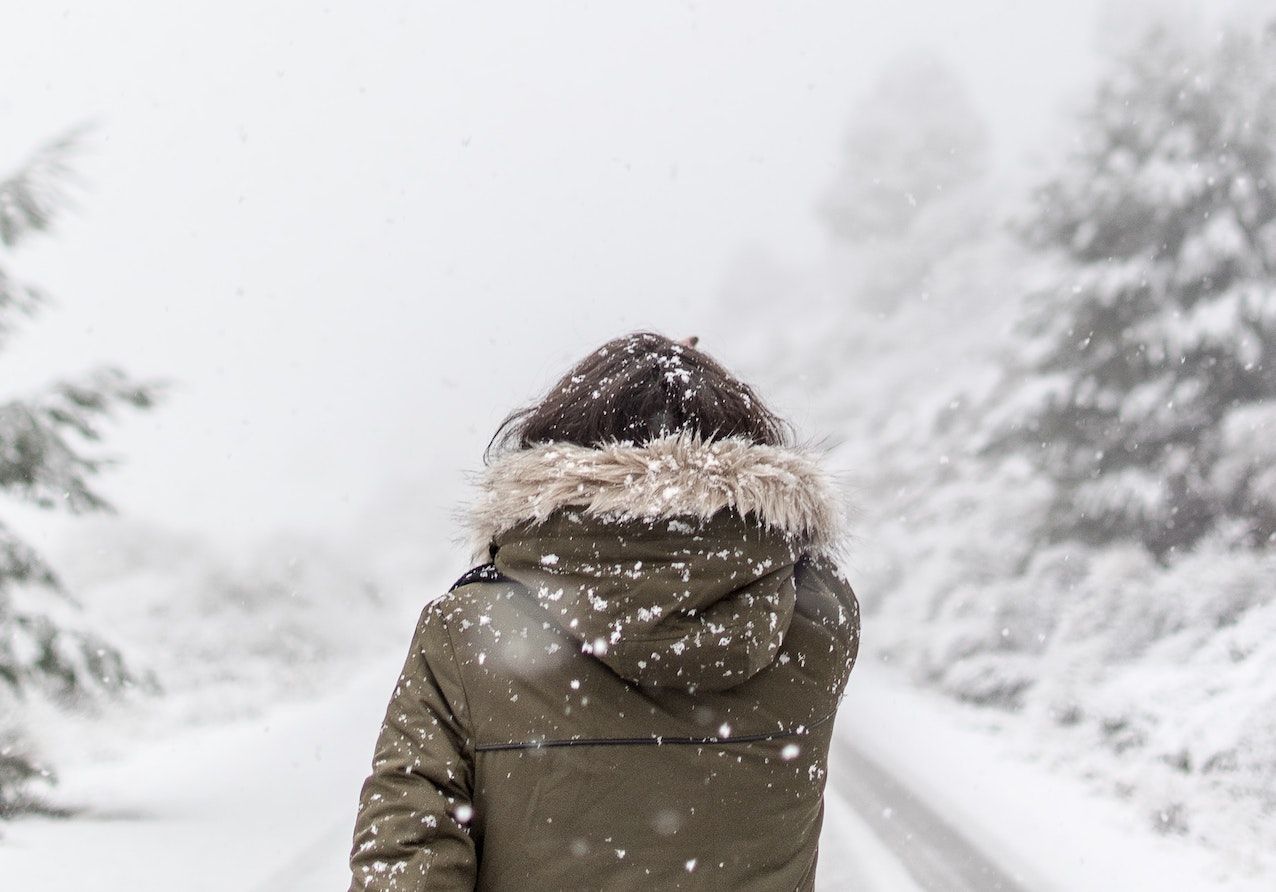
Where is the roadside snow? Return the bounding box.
[0,653,403,891]
[837,658,1270,891]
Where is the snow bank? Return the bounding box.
[837,661,1271,890]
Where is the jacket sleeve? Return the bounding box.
[349,604,478,891]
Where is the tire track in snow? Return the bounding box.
[829,740,1028,891]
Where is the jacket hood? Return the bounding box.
[468,434,846,693]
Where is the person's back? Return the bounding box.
[349,334,860,890]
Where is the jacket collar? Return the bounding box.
[468,433,847,559]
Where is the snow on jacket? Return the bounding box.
[349,434,861,890]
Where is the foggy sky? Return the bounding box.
[0,0,1116,549]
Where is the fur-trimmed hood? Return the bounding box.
[467,433,847,559]
[463,435,848,693]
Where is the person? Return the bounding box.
[348,331,860,890]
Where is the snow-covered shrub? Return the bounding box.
[937,653,1039,709]
[45,520,395,729]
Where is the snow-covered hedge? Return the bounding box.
[864,492,1276,846]
[1,519,407,794]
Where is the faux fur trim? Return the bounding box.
[467,434,847,558]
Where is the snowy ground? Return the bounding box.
[0,657,393,891]
[1,647,1264,891]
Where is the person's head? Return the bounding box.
[487,331,790,460]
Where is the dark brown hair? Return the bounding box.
[487,331,790,460]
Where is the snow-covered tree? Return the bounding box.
[720,53,1016,478]
[816,53,994,316]
[0,129,161,815]
[819,52,989,244]
[989,23,1276,558]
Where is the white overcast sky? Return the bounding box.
[3,0,1214,549]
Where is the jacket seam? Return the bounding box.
[473,708,836,753]
[438,611,479,760]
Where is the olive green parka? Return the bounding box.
[349,435,860,890]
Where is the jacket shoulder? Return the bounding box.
[794,556,861,654]
[424,562,526,631]
[796,556,858,618]
[448,561,509,591]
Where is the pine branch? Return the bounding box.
[42,366,164,441]
[0,266,49,348]
[0,125,90,342]
[0,367,164,513]
[0,126,90,250]
[0,521,61,592]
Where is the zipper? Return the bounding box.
[474,710,834,752]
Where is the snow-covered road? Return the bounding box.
[825,743,1022,891]
[0,655,1259,891]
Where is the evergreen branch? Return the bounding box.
[41,366,165,442]
[0,265,48,345]
[0,399,109,512]
[0,126,91,250]
[1,608,141,700]
[0,520,61,592]
[0,368,163,513]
